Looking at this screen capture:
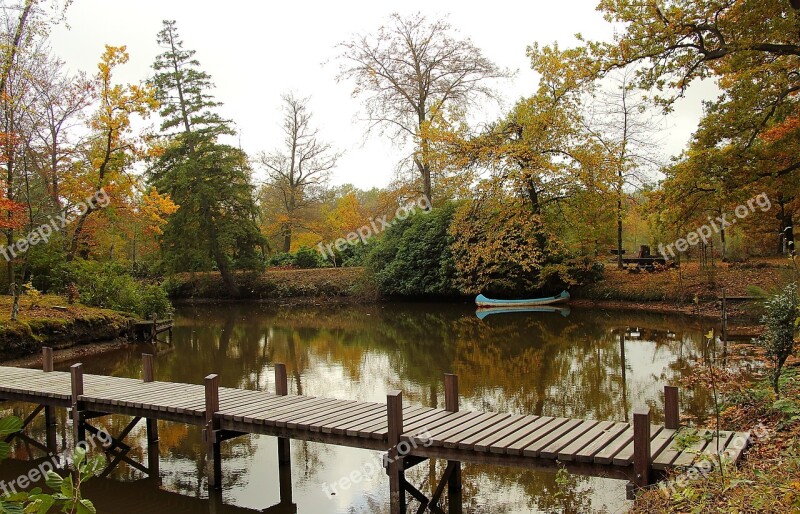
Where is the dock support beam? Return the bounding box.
[275,363,291,465]
[42,348,57,452]
[143,354,160,479]
[204,374,222,490]
[387,391,405,514]
[444,374,462,494]
[633,406,652,490]
[70,363,85,445]
[664,386,680,430]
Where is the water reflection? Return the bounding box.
[0,302,755,513]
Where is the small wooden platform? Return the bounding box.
[130,317,173,342]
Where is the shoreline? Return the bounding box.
[0,294,763,366]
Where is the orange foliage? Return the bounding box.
[761,115,800,144]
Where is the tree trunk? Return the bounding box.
[211,237,239,297]
[617,198,624,270]
[784,213,795,255]
[66,210,91,262]
[282,223,292,253]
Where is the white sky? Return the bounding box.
[49,0,713,190]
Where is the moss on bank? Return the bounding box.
[0,295,136,361]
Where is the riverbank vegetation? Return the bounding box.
[0,294,135,360]
[0,1,797,313]
[632,366,800,513]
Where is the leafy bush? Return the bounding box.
[758,283,799,396]
[66,261,173,318]
[327,241,370,267]
[366,204,457,296]
[268,252,295,267]
[293,246,322,269]
[449,200,604,297]
[0,416,103,513]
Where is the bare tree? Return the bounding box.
[337,12,511,206]
[30,57,92,213]
[259,93,340,252]
[585,67,664,268]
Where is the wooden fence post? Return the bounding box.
[664,386,680,430]
[275,363,290,464]
[633,406,652,489]
[204,374,222,490]
[70,364,85,446]
[387,391,405,514]
[444,374,462,493]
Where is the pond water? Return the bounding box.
[0,302,755,513]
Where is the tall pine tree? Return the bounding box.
[148,20,262,296]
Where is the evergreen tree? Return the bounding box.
[148,20,263,295]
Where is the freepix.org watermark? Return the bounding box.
[658,423,769,498]
[658,193,772,260]
[321,429,433,498]
[0,189,111,262]
[0,429,111,496]
[317,196,431,261]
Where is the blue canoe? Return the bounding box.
[475,290,570,308]
[475,306,571,320]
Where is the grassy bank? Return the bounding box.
[166,267,369,300]
[576,258,795,315]
[631,366,800,513]
[0,295,136,361]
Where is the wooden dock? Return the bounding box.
[0,348,751,512]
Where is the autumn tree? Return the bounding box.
[556,0,800,255]
[455,43,611,249]
[29,54,92,213]
[0,0,76,316]
[585,68,663,267]
[1,0,37,292]
[337,13,511,206]
[149,20,263,295]
[259,93,339,252]
[65,45,157,262]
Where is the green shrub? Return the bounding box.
[268,252,295,267]
[293,246,322,269]
[758,283,799,396]
[66,261,173,318]
[366,204,457,296]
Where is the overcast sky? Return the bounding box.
[48,0,713,190]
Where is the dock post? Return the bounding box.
[275,363,291,464]
[632,406,652,490]
[70,364,85,445]
[664,386,680,430]
[143,354,160,478]
[444,374,462,494]
[278,452,294,506]
[42,347,53,372]
[387,390,405,514]
[42,348,57,452]
[204,374,222,490]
